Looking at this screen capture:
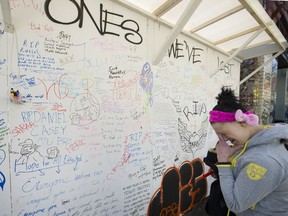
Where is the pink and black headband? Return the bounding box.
[209,109,259,126]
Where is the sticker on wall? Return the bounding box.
[10,88,23,104]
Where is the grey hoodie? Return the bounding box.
[218,124,288,216]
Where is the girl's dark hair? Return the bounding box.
[212,86,246,112]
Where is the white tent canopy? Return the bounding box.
[114,0,288,77]
[1,0,287,79]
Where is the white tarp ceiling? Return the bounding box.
[1,0,287,78]
[114,0,288,76]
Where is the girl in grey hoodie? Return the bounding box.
[209,87,288,216]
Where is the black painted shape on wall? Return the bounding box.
[147,158,208,216]
[163,168,180,207]
[191,160,207,205]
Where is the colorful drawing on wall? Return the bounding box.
[0,149,6,165]
[0,171,5,191]
[10,88,24,104]
[14,139,44,175]
[13,138,82,176]
[0,149,6,191]
[147,158,207,216]
[0,21,4,37]
[140,62,153,107]
[178,118,208,157]
[70,93,100,126]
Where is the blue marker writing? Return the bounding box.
[0,171,6,190]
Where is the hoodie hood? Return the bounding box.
[248,124,288,148]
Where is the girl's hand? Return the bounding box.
[216,133,244,162]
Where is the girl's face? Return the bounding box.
[211,121,251,146]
